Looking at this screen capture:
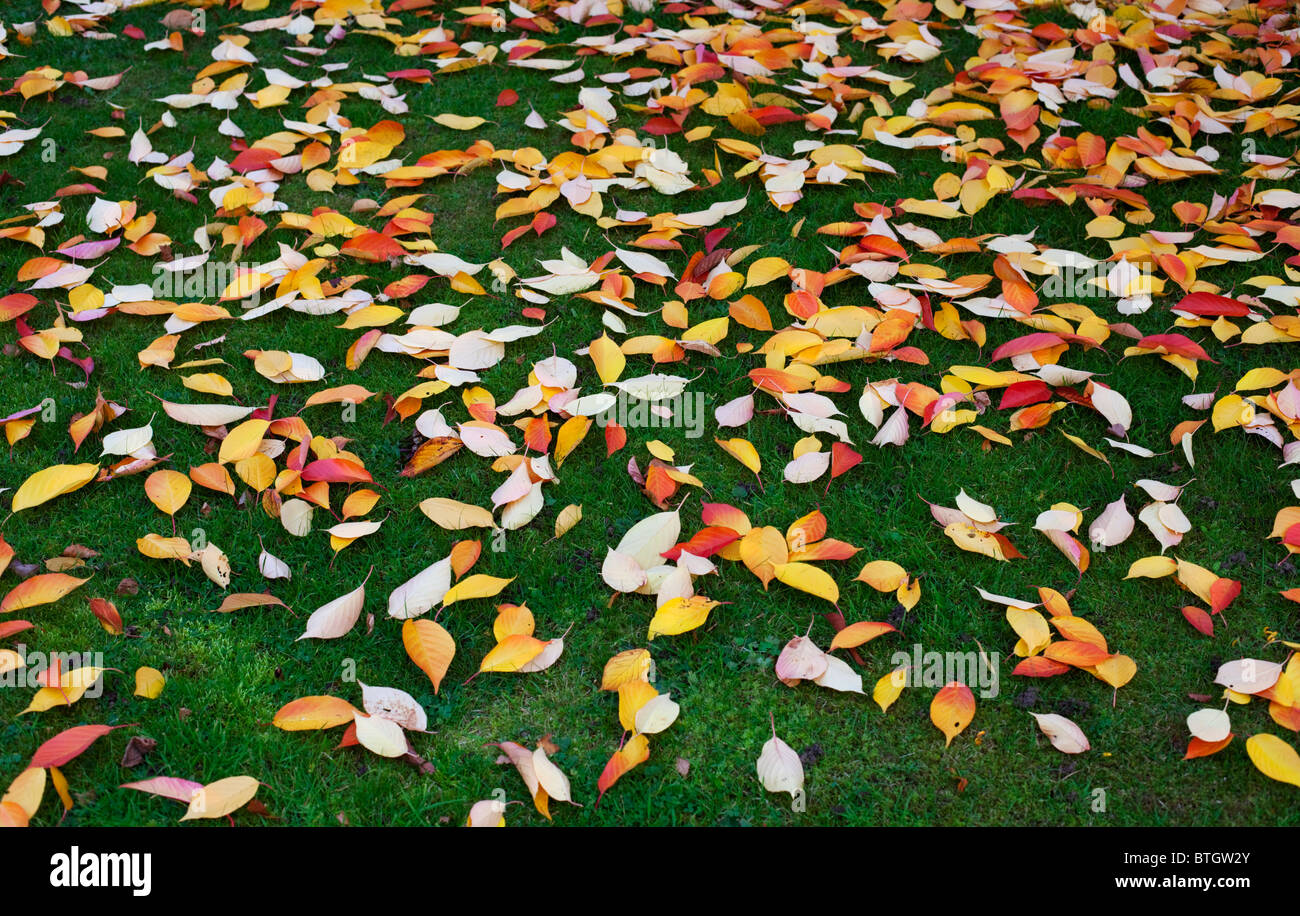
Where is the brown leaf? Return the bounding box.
[120,735,157,768]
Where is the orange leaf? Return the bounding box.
[930,682,975,747]
[1,574,90,613]
[272,696,358,731]
[597,733,650,802]
[1043,640,1110,668]
[829,621,898,651]
[1184,734,1234,760]
[403,619,456,693]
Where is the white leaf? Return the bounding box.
[1031,713,1090,754]
[783,450,830,484]
[1214,658,1283,695]
[159,400,256,427]
[1088,495,1134,548]
[634,692,681,734]
[100,423,154,457]
[298,579,366,640]
[715,393,754,428]
[813,655,864,693]
[353,712,407,758]
[615,248,675,278]
[1090,384,1131,434]
[602,549,647,593]
[258,549,291,581]
[610,373,690,402]
[614,510,681,570]
[871,405,909,447]
[500,482,544,531]
[359,682,427,731]
[387,557,452,620]
[531,747,573,803]
[280,498,315,537]
[756,728,804,796]
[956,489,997,524]
[1186,707,1230,742]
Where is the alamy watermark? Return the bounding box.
[1040,254,1156,303]
[151,261,263,306]
[889,644,1000,699]
[0,647,106,696]
[593,391,707,439]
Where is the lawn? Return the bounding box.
[0,0,1298,827]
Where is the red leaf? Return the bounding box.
[531,212,556,236]
[496,89,519,107]
[1181,606,1214,637]
[999,380,1051,410]
[1208,577,1241,615]
[339,230,404,262]
[604,422,626,456]
[661,526,740,561]
[30,724,130,768]
[1172,292,1249,317]
[0,620,34,640]
[1136,333,1214,362]
[830,442,863,479]
[990,333,1065,363]
[299,458,373,484]
[501,225,531,249]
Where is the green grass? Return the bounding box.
[0,0,1297,826]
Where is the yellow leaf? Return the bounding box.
[739,526,788,588]
[272,695,358,730]
[745,256,791,288]
[1,573,90,613]
[773,562,839,604]
[555,504,582,539]
[942,523,1008,561]
[443,574,515,608]
[554,416,591,468]
[419,498,496,530]
[49,766,72,812]
[134,666,165,699]
[218,419,270,464]
[432,113,487,130]
[618,680,659,731]
[930,682,976,747]
[182,373,234,397]
[1,767,45,818]
[856,560,908,591]
[647,596,720,640]
[480,633,547,672]
[11,464,99,513]
[234,453,276,492]
[874,667,907,713]
[589,334,626,384]
[600,648,652,691]
[1125,555,1177,579]
[715,437,761,475]
[1007,607,1051,656]
[180,769,258,821]
[682,316,729,345]
[136,534,193,562]
[1245,733,1300,788]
